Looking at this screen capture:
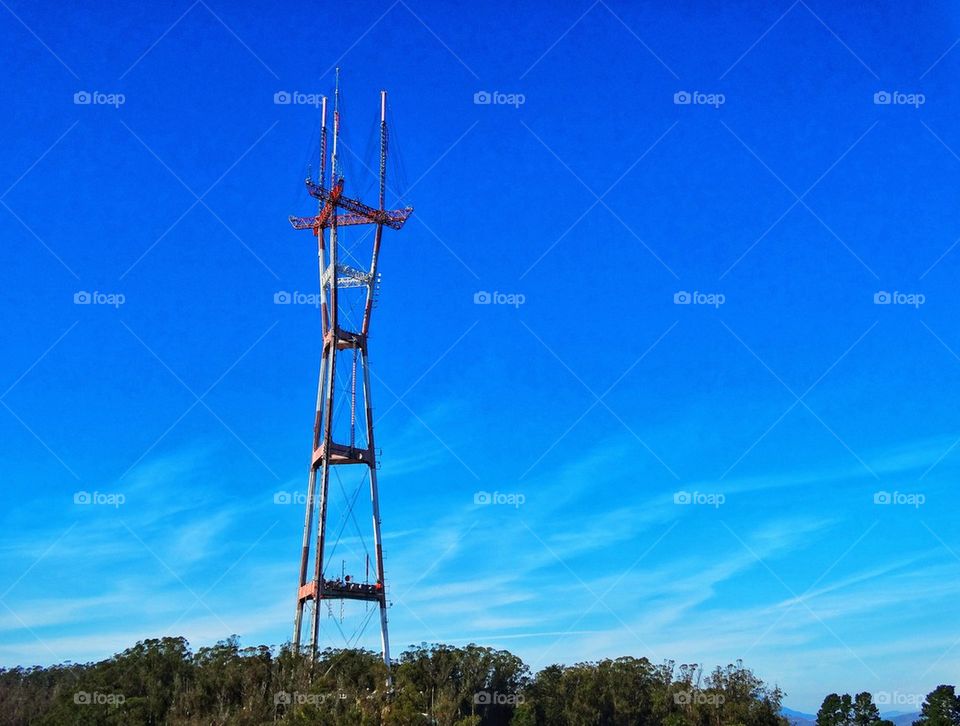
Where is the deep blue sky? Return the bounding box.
[2,0,960,711]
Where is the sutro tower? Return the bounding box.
[289,72,412,682]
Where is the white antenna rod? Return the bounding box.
[319,95,327,190]
[331,68,341,181]
[379,90,387,210]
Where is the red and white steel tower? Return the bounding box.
[289,74,412,682]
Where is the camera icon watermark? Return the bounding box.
[74,491,125,508]
[873,490,925,508]
[674,290,725,307]
[674,90,725,108]
[474,290,526,308]
[274,691,331,705]
[474,691,524,705]
[873,91,925,108]
[875,691,923,707]
[74,290,126,308]
[474,490,525,508]
[74,91,125,108]
[674,691,724,705]
[473,90,526,108]
[673,490,725,508]
[273,490,310,505]
[274,290,321,307]
[274,91,324,107]
[873,290,925,308]
[74,691,125,705]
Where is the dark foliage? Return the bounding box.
[3,635,936,726]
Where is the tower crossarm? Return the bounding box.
[303,179,413,230]
[289,212,394,230]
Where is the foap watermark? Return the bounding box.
[274,290,321,307]
[74,91,125,108]
[274,91,324,108]
[474,290,526,308]
[674,290,725,307]
[875,691,924,708]
[474,90,525,108]
[274,691,346,705]
[74,691,125,705]
[273,490,311,505]
[474,691,525,706]
[74,491,125,508]
[674,691,724,706]
[674,90,725,108]
[474,490,525,508]
[874,91,925,108]
[874,290,925,308]
[874,490,925,508]
[674,490,725,508]
[74,290,125,308]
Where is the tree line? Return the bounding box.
[815,687,960,726]
[0,636,953,725]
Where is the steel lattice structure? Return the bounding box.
[289,76,412,685]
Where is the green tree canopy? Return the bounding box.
[916,685,960,726]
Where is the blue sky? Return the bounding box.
[2,0,960,712]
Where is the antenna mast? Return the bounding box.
[289,74,413,688]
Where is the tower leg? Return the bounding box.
[294,328,328,652]
[293,467,317,650]
[362,346,392,685]
[308,217,339,660]
[309,460,331,659]
[379,598,392,687]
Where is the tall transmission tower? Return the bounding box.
[289,73,412,684]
